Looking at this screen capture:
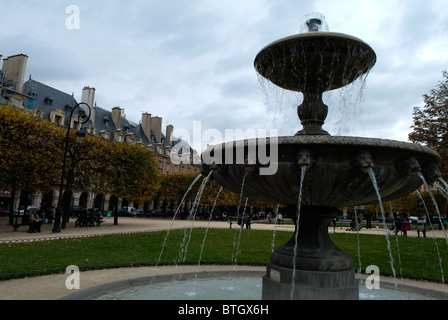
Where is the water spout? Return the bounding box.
[297,150,312,170]
[359,151,374,173]
[398,156,421,176]
[307,18,322,32]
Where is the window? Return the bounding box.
[158,161,163,172]
[54,115,62,125]
[44,97,53,106]
[12,98,22,107]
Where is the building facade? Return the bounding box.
[0,54,200,214]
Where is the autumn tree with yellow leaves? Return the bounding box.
[0,106,62,222]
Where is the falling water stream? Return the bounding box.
[367,167,398,289]
[196,186,223,269]
[271,204,281,253]
[177,171,213,266]
[233,197,249,268]
[415,189,445,283]
[388,201,403,278]
[436,180,448,199]
[155,173,202,268]
[231,170,249,267]
[186,186,224,297]
[417,172,448,246]
[290,165,307,299]
[353,207,362,281]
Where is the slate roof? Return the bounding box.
[22,78,84,123]
[20,78,197,158]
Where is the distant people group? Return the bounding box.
[389,213,413,237]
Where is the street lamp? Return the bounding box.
[52,102,91,233]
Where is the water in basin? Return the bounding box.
[93,275,434,300]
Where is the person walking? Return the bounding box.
[277,212,283,224]
[402,214,411,237]
[417,216,427,238]
[243,213,251,229]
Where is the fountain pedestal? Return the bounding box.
[262,264,359,300]
[262,206,359,300]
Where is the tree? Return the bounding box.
[0,105,62,222]
[409,71,448,180]
[105,142,161,204]
[56,132,112,227]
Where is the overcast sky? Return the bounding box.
[2,0,448,152]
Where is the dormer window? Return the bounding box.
[54,115,62,125]
[101,130,110,140]
[44,97,53,106]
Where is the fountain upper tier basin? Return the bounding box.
[254,32,376,92]
[201,135,440,207]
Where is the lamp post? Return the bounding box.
[52,102,91,233]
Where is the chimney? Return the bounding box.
[141,112,152,141]
[81,86,96,123]
[151,116,162,143]
[2,54,28,93]
[111,106,122,129]
[166,124,174,145]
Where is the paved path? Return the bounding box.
[1,216,447,243]
[1,216,447,300]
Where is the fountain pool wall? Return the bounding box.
[60,269,448,300]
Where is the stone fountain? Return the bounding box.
[200,18,441,300]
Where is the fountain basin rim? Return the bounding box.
[202,135,440,161]
[60,268,448,300]
[60,269,266,300]
[255,31,373,57]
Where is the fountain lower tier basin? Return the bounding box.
[201,135,441,207]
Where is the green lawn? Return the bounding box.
[0,228,447,282]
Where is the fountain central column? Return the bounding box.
[296,91,329,136]
[262,206,359,300]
